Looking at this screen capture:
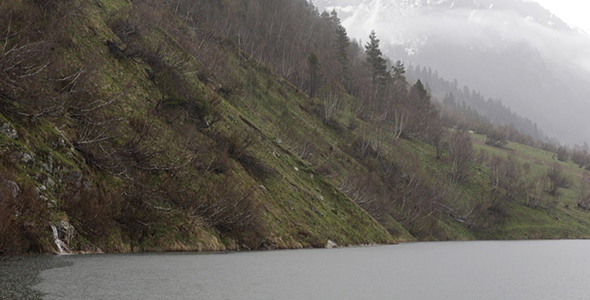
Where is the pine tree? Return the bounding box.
[442,92,456,108]
[413,80,428,99]
[332,11,350,84]
[364,30,388,88]
[410,79,432,111]
[392,60,406,83]
[307,52,320,97]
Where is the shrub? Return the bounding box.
[578,172,590,210]
[486,127,508,148]
[556,146,569,162]
[572,147,590,169]
[547,163,571,197]
[449,130,473,182]
[237,153,275,182]
[349,136,377,159]
[525,175,549,208]
[488,155,529,203]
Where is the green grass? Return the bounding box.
[464,133,590,239]
[6,0,590,255]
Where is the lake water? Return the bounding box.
[2,240,590,299]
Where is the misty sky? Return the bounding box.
[321,0,590,34]
[318,0,590,145]
[534,0,590,34]
[321,0,590,74]
[331,0,590,67]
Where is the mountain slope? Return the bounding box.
[325,0,590,146]
[0,0,395,254]
[4,0,590,255]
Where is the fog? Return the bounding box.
[316,0,590,146]
[322,0,590,72]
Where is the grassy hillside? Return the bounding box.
[1,0,590,255]
[0,0,395,254]
[468,135,590,239]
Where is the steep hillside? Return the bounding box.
[0,0,395,254]
[3,0,590,256]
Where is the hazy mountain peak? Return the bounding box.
[317,0,590,146]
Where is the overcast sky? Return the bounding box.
[534,0,590,33]
[320,1,590,34]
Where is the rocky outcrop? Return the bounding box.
[326,240,338,249]
[0,122,18,139]
[0,180,20,201]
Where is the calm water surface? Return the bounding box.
[2,240,590,299]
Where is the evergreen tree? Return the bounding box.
[332,11,350,84]
[392,60,406,83]
[413,80,428,99]
[410,79,432,111]
[364,30,388,88]
[442,92,456,107]
[329,9,339,24]
[307,52,320,97]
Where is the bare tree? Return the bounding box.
[449,130,473,182]
[323,91,340,125]
[547,163,571,197]
[392,110,406,141]
[578,172,590,210]
[525,175,548,208]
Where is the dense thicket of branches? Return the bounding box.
[0,0,267,253]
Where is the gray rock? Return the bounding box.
[46,177,56,189]
[10,151,37,164]
[47,199,57,208]
[43,154,54,174]
[0,122,18,139]
[10,151,22,162]
[57,220,75,243]
[52,136,66,149]
[0,180,21,200]
[326,240,338,249]
[21,152,34,164]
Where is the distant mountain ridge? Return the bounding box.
[317,0,590,146]
[320,0,573,33]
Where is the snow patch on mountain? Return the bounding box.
[322,0,590,145]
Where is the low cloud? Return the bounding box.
[333,1,590,145]
[340,4,590,72]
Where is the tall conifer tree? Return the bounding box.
[332,11,350,84]
[392,60,406,83]
[307,52,320,97]
[364,30,388,88]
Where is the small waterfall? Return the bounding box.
[50,223,69,254]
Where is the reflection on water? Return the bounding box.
[3,240,590,300]
[0,255,71,300]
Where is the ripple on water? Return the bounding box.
[0,255,72,300]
